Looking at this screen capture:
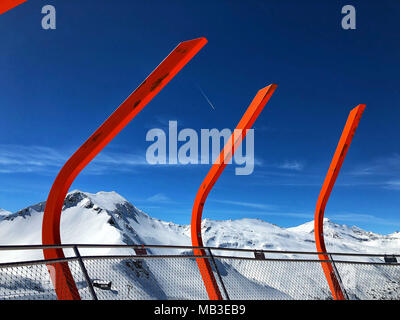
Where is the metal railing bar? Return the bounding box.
[80,254,210,261]
[0,244,80,250]
[328,253,349,300]
[317,251,400,258]
[79,254,399,266]
[0,243,399,259]
[213,256,336,263]
[324,259,400,266]
[73,246,98,300]
[207,248,230,300]
[0,254,212,269]
[0,256,79,268]
[0,254,211,269]
[0,253,398,270]
[213,255,400,266]
[73,245,400,258]
[78,254,367,265]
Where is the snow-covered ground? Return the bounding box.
[0,209,11,217]
[0,190,399,300]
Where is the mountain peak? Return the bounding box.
[0,208,11,217]
[65,190,128,212]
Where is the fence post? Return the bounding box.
[73,246,98,300]
[328,253,349,300]
[206,248,230,300]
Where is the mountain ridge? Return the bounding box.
[0,190,399,259]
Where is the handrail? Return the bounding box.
[41,38,207,300]
[314,104,366,300]
[0,243,398,258]
[0,248,397,269]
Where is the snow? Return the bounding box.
[0,190,399,300]
[3,190,398,256]
[70,190,128,212]
[0,209,11,218]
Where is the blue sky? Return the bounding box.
[0,0,400,234]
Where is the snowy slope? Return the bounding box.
[0,209,11,218]
[2,190,400,259]
[0,190,399,300]
[0,190,194,262]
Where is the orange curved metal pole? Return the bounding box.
[0,0,27,15]
[191,84,277,300]
[42,38,207,300]
[314,104,366,300]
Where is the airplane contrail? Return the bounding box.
[196,84,216,110]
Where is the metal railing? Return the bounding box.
[0,244,399,300]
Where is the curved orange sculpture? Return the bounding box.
[191,84,278,300]
[42,38,207,300]
[0,0,27,15]
[314,104,366,300]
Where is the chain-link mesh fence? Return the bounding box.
[80,256,210,300]
[332,260,400,300]
[0,245,399,300]
[212,257,333,300]
[0,260,88,300]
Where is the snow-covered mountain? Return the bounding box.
[0,191,398,253]
[1,190,399,259]
[0,190,399,300]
